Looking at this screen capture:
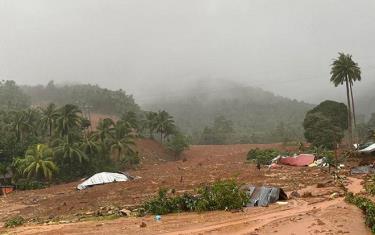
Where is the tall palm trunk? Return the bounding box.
[49,122,52,137]
[349,83,356,127]
[350,82,358,144]
[345,78,353,148]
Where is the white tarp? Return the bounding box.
[77,172,130,190]
[359,143,375,153]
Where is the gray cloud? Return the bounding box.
[0,0,374,104]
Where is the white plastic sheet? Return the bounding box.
[77,172,130,190]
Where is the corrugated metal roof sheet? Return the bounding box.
[245,185,287,207]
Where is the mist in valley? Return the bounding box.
[1,0,374,107]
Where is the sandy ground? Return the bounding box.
[0,140,372,234]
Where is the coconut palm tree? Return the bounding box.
[330,53,361,147]
[53,136,87,163]
[10,110,33,143]
[109,120,136,161]
[121,111,138,131]
[92,118,115,144]
[55,104,82,137]
[145,111,158,138]
[80,133,101,155]
[155,110,175,143]
[40,103,59,137]
[20,144,58,181]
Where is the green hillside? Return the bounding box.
[143,83,314,144]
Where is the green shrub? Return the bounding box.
[15,180,46,190]
[142,180,249,215]
[195,180,249,212]
[247,148,280,165]
[4,216,25,228]
[366,176,375,196]
[345,193,375,233]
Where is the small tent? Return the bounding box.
[77,172,132,190]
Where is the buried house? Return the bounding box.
[77,172,133,190]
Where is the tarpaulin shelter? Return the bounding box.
[77,172,132,190]
[279,154,315,166]
[244,185,287,207]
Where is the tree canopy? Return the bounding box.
[303,100,348,149]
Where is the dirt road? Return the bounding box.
[5,178,371,235]
[6,197,370,235]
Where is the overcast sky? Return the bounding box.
[0,0,374,104]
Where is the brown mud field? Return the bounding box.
[0,140,371,234]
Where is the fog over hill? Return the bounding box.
[143,80,314,143]
[1,0,374,111]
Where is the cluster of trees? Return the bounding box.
[0,103,138,182]
[143,110,176,143]
[0,80,189,184]
[21,81,140,116]
[200,116,235,144]
[304,52,375,149]
[0,80,30,110]
[199,115,299,145]
[142,110,190,158]
[0,104,189,183]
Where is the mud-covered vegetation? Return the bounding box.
[4,216,25,228]
[142,180,249,215]
[345,193,375,233]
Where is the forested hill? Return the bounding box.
[2,80,315,144]
[21,81,140,115]
[143,82,315,144]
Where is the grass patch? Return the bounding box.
[141,179,249,215]
[345,193,375,233]
[4,216,25,228]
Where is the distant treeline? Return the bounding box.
[144,84,315,144]
[21,81,140,115]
